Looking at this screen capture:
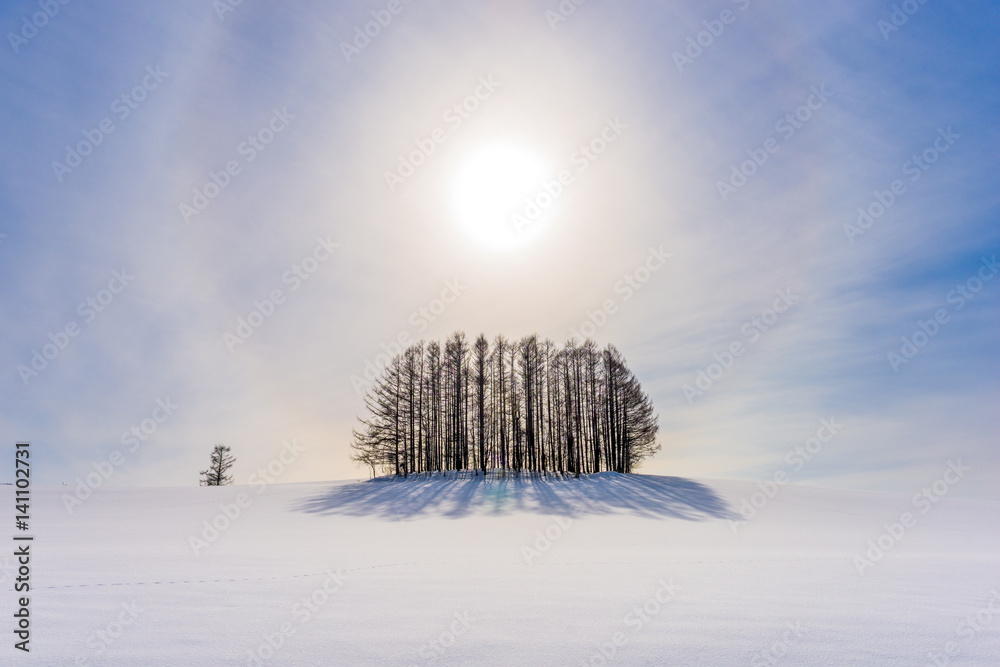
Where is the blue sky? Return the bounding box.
[1,0,997,497]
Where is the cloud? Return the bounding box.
[1,0,997,495]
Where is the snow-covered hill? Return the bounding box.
[8,473,1000,665]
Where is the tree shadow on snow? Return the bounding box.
[294,472,736,521]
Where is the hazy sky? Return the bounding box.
[2,0,997,497]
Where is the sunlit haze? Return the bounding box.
[1,0,997,500]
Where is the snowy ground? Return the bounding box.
[5,472,1000,666]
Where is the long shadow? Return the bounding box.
[294,471,737,521]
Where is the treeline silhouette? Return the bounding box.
[352,332,659,477]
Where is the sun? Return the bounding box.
[452,145,550,251]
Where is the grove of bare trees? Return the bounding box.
[351,333,659,477]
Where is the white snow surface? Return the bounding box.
[6,472,1000,666]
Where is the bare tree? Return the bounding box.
[473,334,489,475]
[350,440,381,478]
[200,444,235,486]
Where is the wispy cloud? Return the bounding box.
[1,0,997,496]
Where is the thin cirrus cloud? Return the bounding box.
[0,0,997,497]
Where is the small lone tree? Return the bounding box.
[200,444,235,486]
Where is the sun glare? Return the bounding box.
[452,145,550,251]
